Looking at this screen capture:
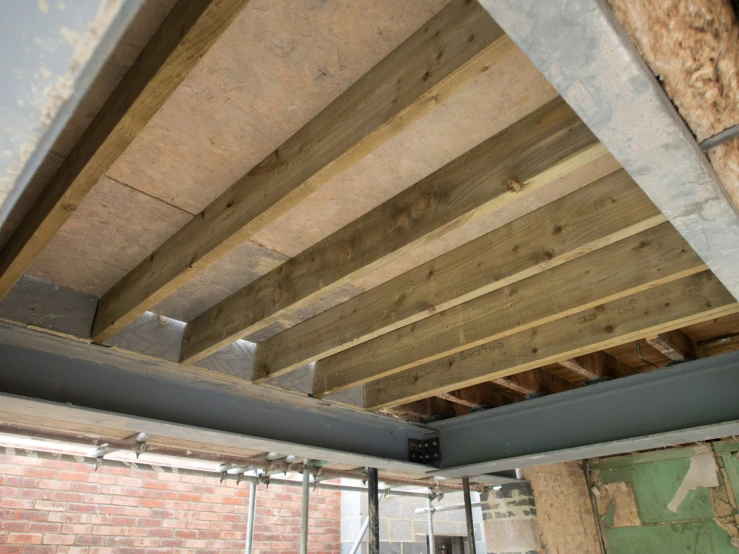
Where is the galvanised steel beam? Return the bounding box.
[0,322,431,473]
[478,0,739,300]
[430,350,739,477]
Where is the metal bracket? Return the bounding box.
[408,437,441,463]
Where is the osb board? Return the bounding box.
[608,0,739,206]
[0,0,176,252]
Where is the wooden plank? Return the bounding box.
[365,271,739,409]
[646,330,698,362]
[699,334,739,357]
[91,0,513,343]
[0,0,249,300]
[313,223,705,396]
[436,392,481,409]
[255,169,662,380]
[181,97,606,364]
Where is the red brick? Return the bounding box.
[26,468,58,479]
[54,491,85,503]
[42,533,76,545]
[7,533,42,544]
[0,547,23,554]
[27,523,61,534]
[57,471,89,482]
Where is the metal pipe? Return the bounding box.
[300,460,310,554]
[414,502,484,514]
[427,497,435,554]
[349,496,384,554]
[463,477,477,554]
[245,480,256,554]
[0,423,473,492]
[368,468,380,554]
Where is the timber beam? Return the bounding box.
[181,96,606,365]
[258,170,662,383]
[316,223,704,396]
[365,271,739,409]
[0,0,249,300]
[646,330,698,362]
[558,351,636,382]
[91,0,513,343]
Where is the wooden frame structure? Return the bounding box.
[1,0,739,476]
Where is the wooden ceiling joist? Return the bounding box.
[558,351,636,381]
[90,0,512,344]
[492,369,577,397]
[256,169,659,382]
[313,223,705,396]
[0,0,249,301]
[180,97,606,364]
[646,330,698,362]
[364,271,739,409]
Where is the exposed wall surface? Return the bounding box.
[479,462,602,554]
[524,462,603,554]
[589,443,739,554]
[608,0,739,207]
[0,451,340,554]
[340,489,486,554]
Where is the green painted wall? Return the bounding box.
[589,445,739,554]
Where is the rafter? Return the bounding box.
[0,0,250,300]
[313,223,704,396]
[255,169,661,382]
[91,0,513,343]
[365,271,739,409]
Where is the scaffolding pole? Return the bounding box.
[300,460,310,554]
[427,497,435,554]
[245,480,256,554]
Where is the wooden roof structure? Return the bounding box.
[1,0,739,470]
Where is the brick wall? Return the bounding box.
[0,452,340,554]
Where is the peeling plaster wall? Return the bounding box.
[608,0,739,207]
[589,444,739,553]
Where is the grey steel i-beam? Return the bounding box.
[478,0,739,300]
[0,322,432,472]
[428,350,739,477]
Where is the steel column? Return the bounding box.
[367,468,380,554]
[462,477,476,554]
[245,481,257,554]
[430,351,739,477]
